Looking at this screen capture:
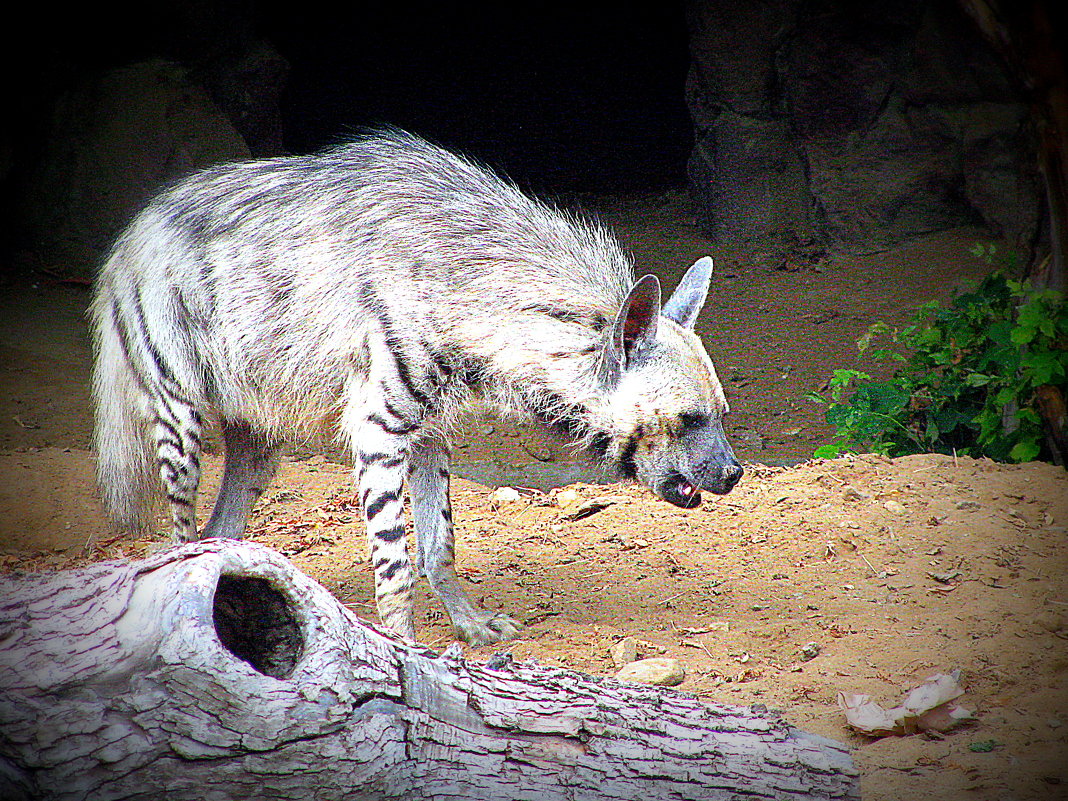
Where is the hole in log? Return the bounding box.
[212,575,303,679]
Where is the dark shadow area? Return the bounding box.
[212,574,303,679]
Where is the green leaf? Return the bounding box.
[1009,440,1040,463]
[1021,351,1061,385]
[1010,326,1035,346]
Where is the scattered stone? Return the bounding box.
[843,486,872,502]
[610,637,638,668]
[799,642,821,661]
[490,486,521,505]
[615,658,685,687]
[883,500,907,514]
[927,570,963,584]
[956,500,982,511]
[554,488,581,508]
[559,495,627,521]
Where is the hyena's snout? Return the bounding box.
[657,427,743,508]
[695,457,744,496]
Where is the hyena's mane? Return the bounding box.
[352,132,638,459]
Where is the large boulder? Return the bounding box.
[686,0,1041,260]
[16,59,251,282]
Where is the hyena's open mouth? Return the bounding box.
[660,472,705,508]
[659,465,743,508]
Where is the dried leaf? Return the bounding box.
[838,670,974,737]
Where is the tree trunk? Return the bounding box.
[0,540,860,801]
[957,0,1067,292]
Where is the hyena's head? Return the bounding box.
[599,257,742,508]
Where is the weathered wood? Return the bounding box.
[0,541,860,800]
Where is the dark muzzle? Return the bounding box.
[660,460,743,508]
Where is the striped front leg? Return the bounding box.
[409,435,522,645]
[354,405,418,639]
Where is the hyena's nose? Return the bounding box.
[722,461,743,492]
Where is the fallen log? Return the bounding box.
[0,540,860,800]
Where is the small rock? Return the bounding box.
[843,486,872,502]
[491,486,521,505]
[614,657,685,686]
[927,569,963,584]
[956,500,981,511]
[610,637,638,667]
[799,642,821,661]
[559,495,627,521]
[555,488,581,508]
[883,500,907,514]
[1049,719,1063,729]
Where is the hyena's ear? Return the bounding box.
[602,274,661,380]
[662,256,713,330]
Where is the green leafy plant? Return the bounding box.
[809,252,1067,463]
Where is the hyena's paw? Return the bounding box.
[454,611,522,646]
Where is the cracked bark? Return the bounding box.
[0,540,859,800]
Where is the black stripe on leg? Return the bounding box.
[130,286,177,385]
[387,350,432,409]
[154,417,185,456]
[376,560,406,580]
[365,488,402,519]
[376,525,407,543]
[373,309,434,409]
[109,299,153,394]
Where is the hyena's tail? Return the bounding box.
[89,281,160,534]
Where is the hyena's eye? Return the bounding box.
[679,411,709,431]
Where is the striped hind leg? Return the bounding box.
[350,400,420,640]
[202,421,282,539]
[152,396,204,542]
[409,436,521,645]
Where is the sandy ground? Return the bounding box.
[1,192,1065,799]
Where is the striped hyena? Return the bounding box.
[91,129,742,645]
